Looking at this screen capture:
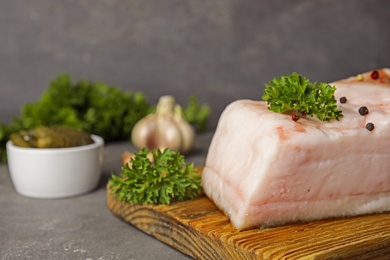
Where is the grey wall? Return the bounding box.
[1,0,389,128]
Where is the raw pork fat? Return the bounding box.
[202,69,390,230]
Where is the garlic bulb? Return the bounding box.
[131,95,196,154]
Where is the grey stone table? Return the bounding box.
[0,132,214,260]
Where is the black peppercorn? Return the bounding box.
[359,106,369,116]
[366,122,375,131]
[339,97,347,104]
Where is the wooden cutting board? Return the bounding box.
[106,169,390,259]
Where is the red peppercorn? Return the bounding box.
[292,114,300,122]
[371,70,379,80]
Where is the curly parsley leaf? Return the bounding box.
[109,148,202,204]
[183,95,211,133]
[262,72,343,121]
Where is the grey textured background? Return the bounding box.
[1,1,390,258]
[1,0,389,127]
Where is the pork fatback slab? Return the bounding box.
[202,69,390,230]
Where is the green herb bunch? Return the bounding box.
[262,72,343,121]
[183,95,211,132]
[13,73,152,141]
[0,74,152,161]
[109,148,202,204]
[0,73,212,162]
[0,123,13,162]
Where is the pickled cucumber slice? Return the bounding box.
[10,132,32,148]
[10,126,94,148]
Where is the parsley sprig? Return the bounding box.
[109,148,202,204]
[262,72,343,121]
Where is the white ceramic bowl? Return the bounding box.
[6,134,104,199]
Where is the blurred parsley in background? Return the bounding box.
[0,73,211,162]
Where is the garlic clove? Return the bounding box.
[178,122,195,154]
[155,116,182,151]
[174,105,196,154]
[131,115,157,149]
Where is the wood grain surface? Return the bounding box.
[107,172,390,259]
